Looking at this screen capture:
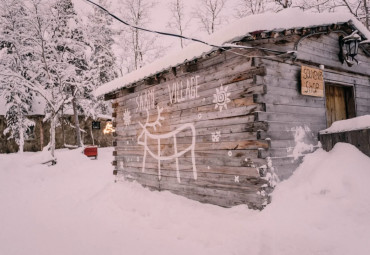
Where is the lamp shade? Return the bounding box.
[339,30,362,65]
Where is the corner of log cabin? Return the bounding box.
[109,25,370,209]
[110,49,273,209]
[255,29,370,181]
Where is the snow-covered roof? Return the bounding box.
[95,9,370,97]
[320,115,370,134]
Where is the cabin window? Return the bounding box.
[26,125,36,140]
[325,84,356,127]
[92,121,101,130]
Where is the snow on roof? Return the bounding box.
[320,115,370,134]
[94,8,370,97]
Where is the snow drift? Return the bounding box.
[0,143,369,255]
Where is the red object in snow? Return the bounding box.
[84,146,98,159]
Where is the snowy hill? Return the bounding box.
[0,144,369,255]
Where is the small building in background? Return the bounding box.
[95,10,370,209]
[0,96,114,153]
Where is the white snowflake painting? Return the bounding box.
[213,84,231,112]
[211,131,221,142]
[123,109,132,126]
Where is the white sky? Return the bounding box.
[73,0,238,48]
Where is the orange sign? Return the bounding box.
[301,66,324,97]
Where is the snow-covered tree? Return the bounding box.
[0,0,72,160]
[2,82,35,153]
[49,0,91,147]
[87,0,118,82]
[0,0,35,153]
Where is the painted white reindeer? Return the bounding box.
[137,106,197,183]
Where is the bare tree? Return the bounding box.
[235,0,275,17]
[292,0,335,12]
[123,0,156,71]
[193,0,228,35]
[339,0,369,29]
[275,0,292,8]
[167,0,190,48]
[293,0,369,29]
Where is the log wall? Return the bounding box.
[111,29,370,208]
[112,51,273,209]
[254,32,370,180]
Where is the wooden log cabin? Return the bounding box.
[95,10,370,209]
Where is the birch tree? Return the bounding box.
[167,0,190,48]
[193,0,229,35]
[122,0,157,71]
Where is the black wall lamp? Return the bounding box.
[339,30,362,66]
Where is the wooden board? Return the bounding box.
[320,129,370,157]
[301,66,324,97]
[325,85,348,127]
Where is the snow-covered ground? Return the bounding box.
[0,144,369,255]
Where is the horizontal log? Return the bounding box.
[115,152,266,169]
[266,121,326,132]
[115,122,265,141]
[254,94,325,108]
[121,165,264,185]
[255,111,326,124]
[264,103,326,115]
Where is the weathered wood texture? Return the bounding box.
[110,30,370,207]
[296,33,370,76]
[112,51,271,209]
[254,32,370,180]
[319,129,370,157]
[254,59,326,180]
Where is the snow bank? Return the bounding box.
[320,115,370,134]
[0,143,369,255]
[264,143,370,254]
[94,9,370,97]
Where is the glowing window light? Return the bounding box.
[103,122,115,134]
